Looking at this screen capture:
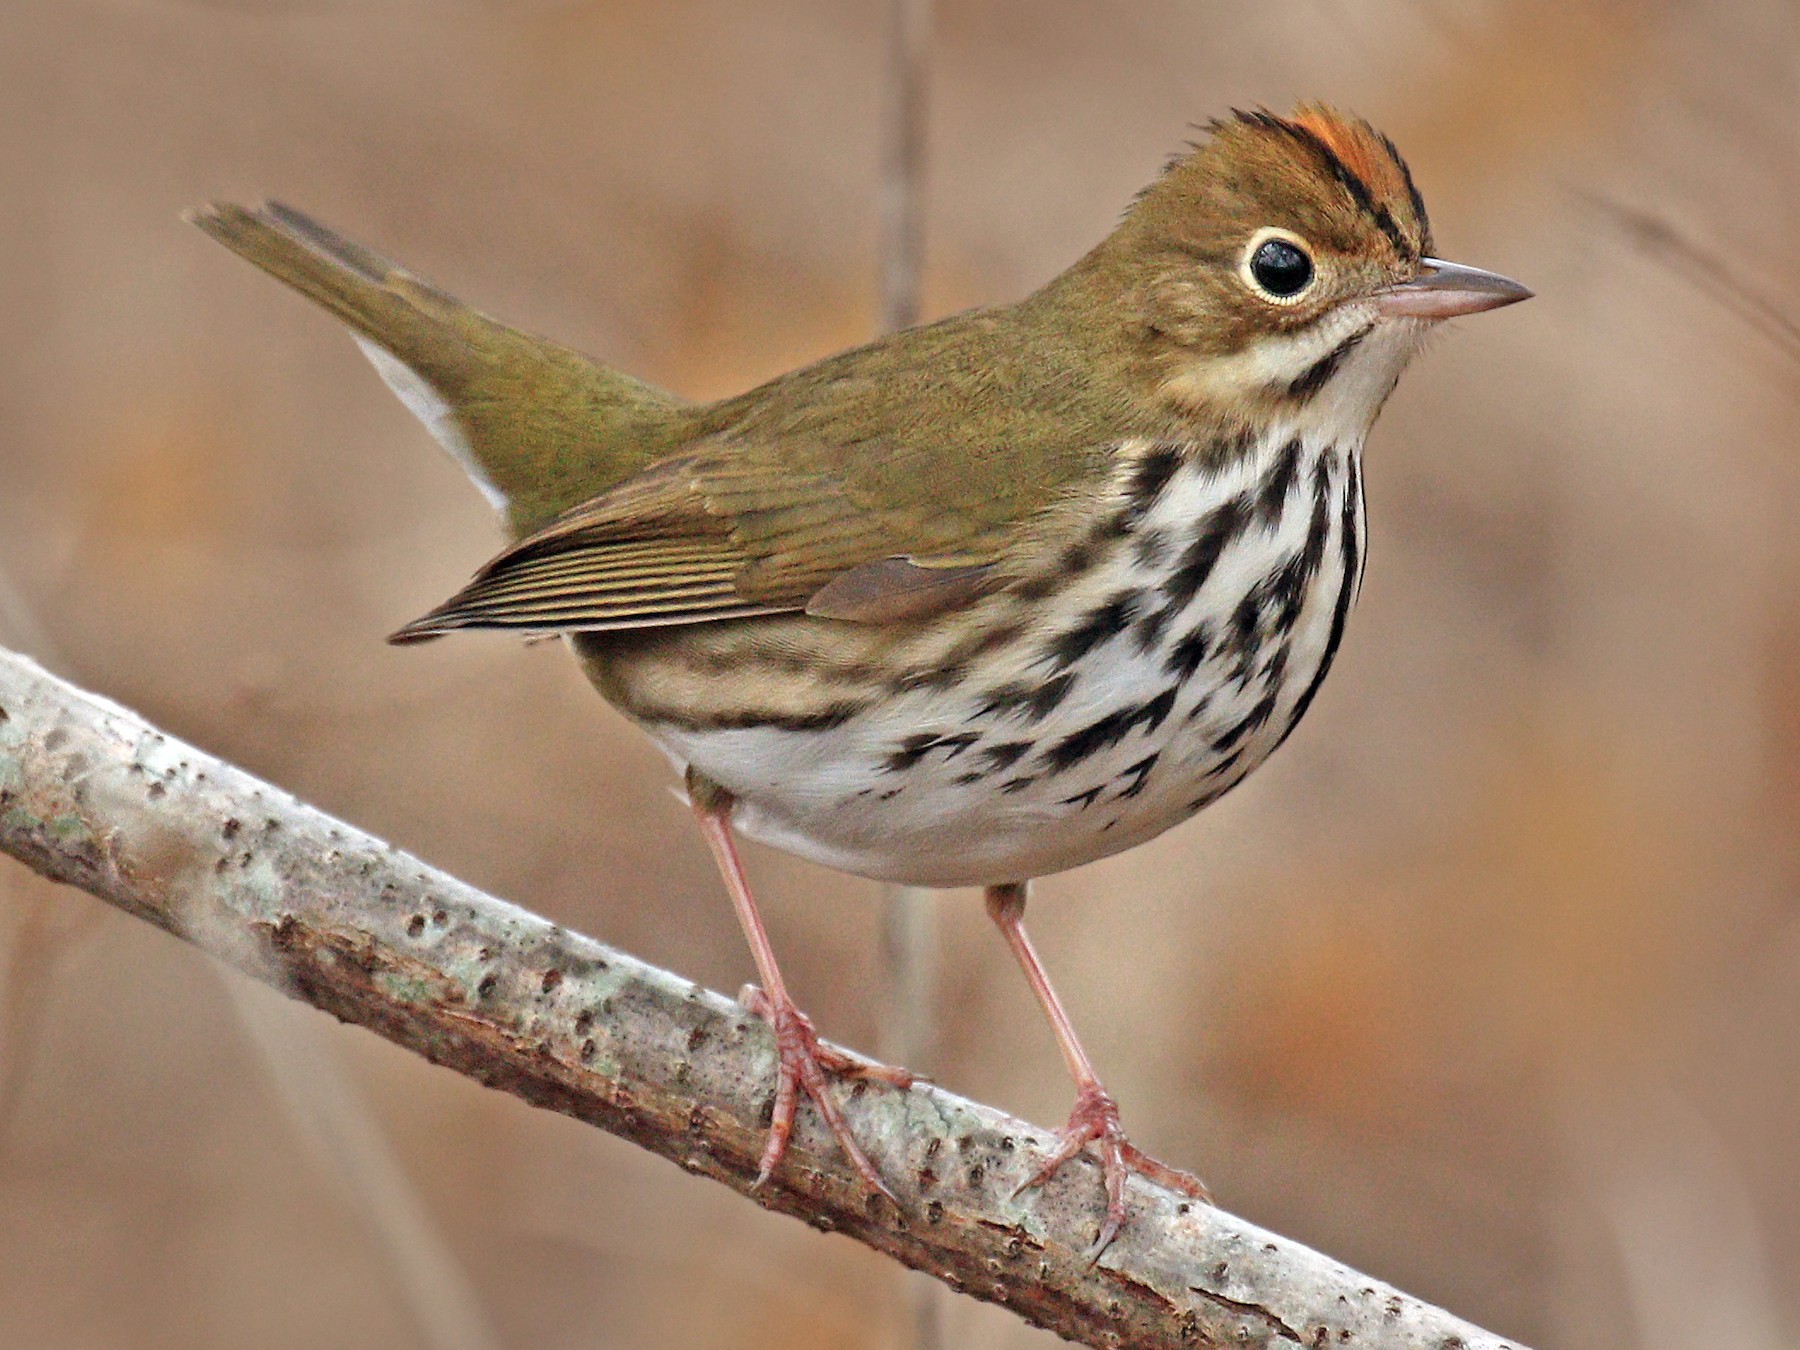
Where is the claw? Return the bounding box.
[740,984,911,1205]
[1015,1083,1211,1258]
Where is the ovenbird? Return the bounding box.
[190,104,1529,1250]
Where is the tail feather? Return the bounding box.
[187,201,461,365]
[187,201,688,534]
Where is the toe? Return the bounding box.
[793,1052,902,1206]
[1018,1128,1092,1196]
[1118,1141,1211,1203]
[811,1041,917,1089]
[1018,1085,1204,1253]
[743,992,903,1204]
[1085,1139,1130,1261]
[754,1046,804,1188]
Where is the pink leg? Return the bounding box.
[690,775,911,1203]
[986,882,1210,1254]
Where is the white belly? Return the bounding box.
[646,433,1365,887]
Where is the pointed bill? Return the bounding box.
[1376,258,1533,320]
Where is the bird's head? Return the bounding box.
[1090,104,1530,434]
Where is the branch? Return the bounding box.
[0,647,1524,1350]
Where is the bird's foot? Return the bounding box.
[1016,1082,1211,1258]
[738,984,913,1205]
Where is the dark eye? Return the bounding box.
[1249,237,1314,298]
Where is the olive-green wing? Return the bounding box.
[387,295,1143,642]
[387,440,1035,642]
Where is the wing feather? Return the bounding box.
[387,536,780,642]
[390,328,1123,640]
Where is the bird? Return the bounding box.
[189,103,1529,1252]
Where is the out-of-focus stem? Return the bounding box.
[878,3,940,1344]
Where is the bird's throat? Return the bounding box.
[1157,308,1424,443]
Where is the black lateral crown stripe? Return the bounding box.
[1247,112,1415,260]
[1378,129,1432,253]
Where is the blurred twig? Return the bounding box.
[879,0,931,335]
[879,881,941,1350]
[877,3,942,1346]
[0,646,1526,1350]
[1574,186,1800,365]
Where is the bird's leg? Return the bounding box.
[689,770,910,1204]
[985,881,1210,1254]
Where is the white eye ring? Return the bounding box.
[1240,228,1318,304]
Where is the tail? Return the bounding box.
[187,201,687,535]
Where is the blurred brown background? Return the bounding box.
[2,1,1797,1346]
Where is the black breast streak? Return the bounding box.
[1162,493,1251,613]
[1039,707,1140,773]
[1116,751,1160,800]
[1221,449,1336,685]
[1210,460,1341,747]
[1262,643,1291,689]
[1061,784,1106,810]
[1014,536,1098,603]
[1273,452,1363,753]
[1186,786,1229,814]
[1165,622,1214,681]
[1124,443,1185,522]
[888,618,1027,695]
[882,730,981,773]
[1265,456,1337,635]
[980,740,1033,772]
[1013,471,1164,606]
[1133,603,1170,653]
[1253,439,1302,527]
[1286,325,1372,402]
[1183,749,1250,813]
[1143,687,1178,733]
[1222,589,1264,683]
[1133,527,1172,569]
[976,672,1076,723]
[1041,590,1140,672]
[1211,687,1281,753]
[1204,746,1245,780]
[1059,539,1098,573]
[883,734,938,772]
[1039,687,1177,775]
